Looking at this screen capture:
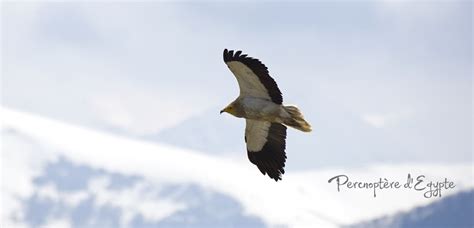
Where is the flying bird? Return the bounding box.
[221,49,311,181]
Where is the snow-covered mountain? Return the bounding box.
[2,107,473,227]
[18,155,264,227]
[349,189,474,228]
[143,108,246,158]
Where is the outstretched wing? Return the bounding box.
[245,119,287,181]
[223,49,283,104]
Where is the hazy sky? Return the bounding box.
[2,1,472,168]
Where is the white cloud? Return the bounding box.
[362,110,414,128]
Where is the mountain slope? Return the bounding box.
[350,190,474,228]
[2,107,473,227]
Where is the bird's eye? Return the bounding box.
[228,107,233,110]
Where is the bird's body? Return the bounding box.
[229,97,287,121]
[221,49,311,181]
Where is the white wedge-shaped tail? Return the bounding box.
[283,105,312,132]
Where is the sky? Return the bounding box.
[1,1,472,167]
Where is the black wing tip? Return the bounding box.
[223,48,245,62]
[248,152,286,181]
[222,48,283,104]
[247,123,287,182]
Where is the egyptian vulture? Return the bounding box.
[220,49,311,181]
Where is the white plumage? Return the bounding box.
[227,62,272,100]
